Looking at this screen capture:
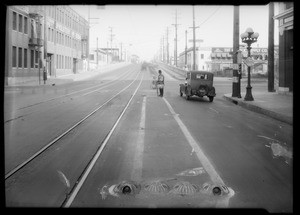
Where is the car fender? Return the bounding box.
[208,87,216,96]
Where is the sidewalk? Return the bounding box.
[223,91,293,125]
[4,62,130,88]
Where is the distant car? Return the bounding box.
[179,71,216,102]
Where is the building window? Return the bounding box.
[12,46,17,67]
[12,12,17,30]
[62,55,64,69]
[201,54,204,59]
[24,48,27,68]
[285,2,293,10]
[18,47,22,68]
[48,27,51,41]
[35,50,39,68]
[24,16,28,34]
[19,14,23,32]
[31,50,34,68]
[52,29,54,42]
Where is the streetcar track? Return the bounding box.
[62,69,145,207]
[4,67,136,124]
[5,69,142,180]
[15,66,134,111]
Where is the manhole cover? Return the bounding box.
[170,181,199,196]
[144,180,170,194]
[110,180,141,196]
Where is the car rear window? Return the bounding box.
[195,74,208,80]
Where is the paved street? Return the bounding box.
[4,63,293,212]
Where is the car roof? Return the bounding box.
[188,70,214,75]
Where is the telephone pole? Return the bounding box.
[96,37,98,68]
[166,27,169,64]
[232,5,241,98]
[162,36,165,62]
[120,43,123,61]
[109,27,115,63]
[172,9,180,67]
[268,2,275,92]
[185,30,188,67]
[190,6,199,70]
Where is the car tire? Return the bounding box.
[180,89,183,97]
[208,96,214,102]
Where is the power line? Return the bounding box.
[177,6,221,53]
[198,6,221,27]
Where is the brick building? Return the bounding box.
[5,5,89,85]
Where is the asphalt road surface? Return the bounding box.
[4,63,293,212]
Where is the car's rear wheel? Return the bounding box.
[180,89,183,97]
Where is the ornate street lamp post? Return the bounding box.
[240,28,259,101]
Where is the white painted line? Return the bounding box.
[63,72,144,208]
[131,96,146,181]
[162,97,225,186]
[209,107,219,114]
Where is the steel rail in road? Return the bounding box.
[5,69,143,180]
[5,66,136,124]
[15,65,135,111]
[62,71,145,208]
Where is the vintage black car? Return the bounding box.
[179,71,216,102]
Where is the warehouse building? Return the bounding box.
[5,5,89,85]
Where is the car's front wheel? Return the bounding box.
[180,89,183,97]
[208,96,214,102]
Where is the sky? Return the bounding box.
[70,4,280,61]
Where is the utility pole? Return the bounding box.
[43,7,47,84]
[109,27,115,63]
[190,6,199,70]
[120,43,123,61]
[37,14,41,85]
[162,36,165,63]
[268,2,275,92]
[185,30,188,67]
[106,41,108,63]
[87,6,100,71]
[232,5,241,98]
[172,9,180,67]
[87,6,90,71]
[166,27,169,64]
[96,37,98,68]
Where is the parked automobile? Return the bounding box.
[179,71,216,102]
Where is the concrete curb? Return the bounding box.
[223,95,293,126]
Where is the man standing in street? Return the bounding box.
[157,70,165,97]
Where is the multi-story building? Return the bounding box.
[274,2,293,93]
[178,46,279,76]
[5,5,89,85]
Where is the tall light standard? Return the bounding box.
[240,28,259,101]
